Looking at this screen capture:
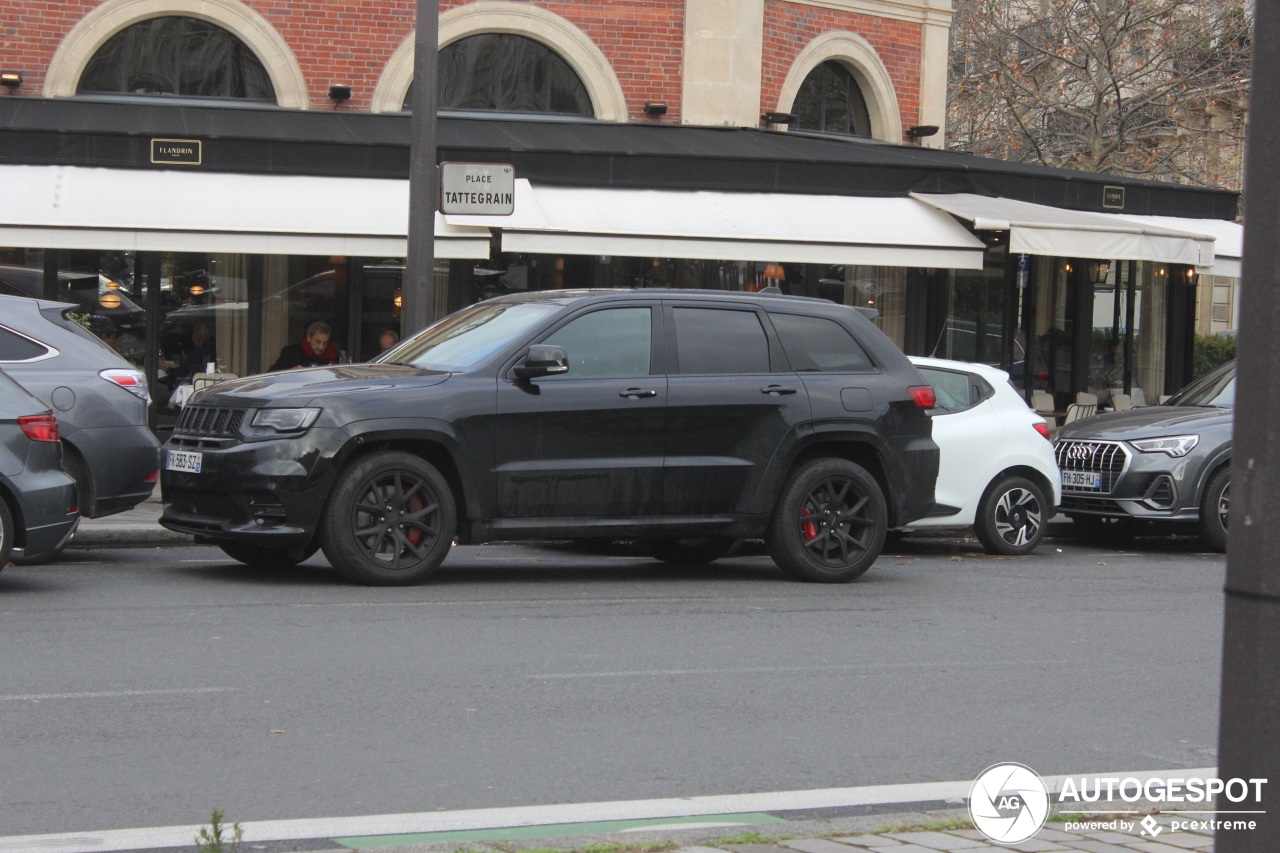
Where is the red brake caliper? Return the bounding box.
[405,486,425,547]
[801,505,818,541]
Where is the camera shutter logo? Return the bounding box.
[969,763,1051,843]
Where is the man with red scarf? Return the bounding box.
[270,321,340,370]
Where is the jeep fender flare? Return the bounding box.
[327,418,486,525]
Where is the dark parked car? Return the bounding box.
[161,289,940,585]
[0,295,160,531]
[1054,360,1234,550]
[0,369,79,566]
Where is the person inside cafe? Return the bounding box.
[377,328,400,353]
[270,320,340,370]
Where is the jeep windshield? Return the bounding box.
[376,301,562,372]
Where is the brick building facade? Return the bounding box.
[1,0,950,141]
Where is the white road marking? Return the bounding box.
[0,767,1218,853]
[0,687,237,702]
[529,660,1079,679]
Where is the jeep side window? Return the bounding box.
[769,313,873,372]
[672,307,769,374]
[541,307,652,378]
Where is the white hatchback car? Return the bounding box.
[900,356,1062,554]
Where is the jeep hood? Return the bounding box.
[1056,405,1233,441]
[189,364,449,408]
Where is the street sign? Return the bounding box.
[439,162,515,215]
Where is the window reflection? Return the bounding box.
[78,16,275,101]
[793,61,872,137]
[405,34,593,115]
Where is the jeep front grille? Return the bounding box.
[175,405,246,438]
[1055,439,1129,493]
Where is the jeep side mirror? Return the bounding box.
[514,344,570,379]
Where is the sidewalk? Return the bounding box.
[70,495,1081,550]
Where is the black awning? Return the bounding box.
[0,97,1238,220]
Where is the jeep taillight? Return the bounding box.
[19,414,59,442]
[909,385,937,408]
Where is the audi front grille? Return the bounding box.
[1054,439,1130,494]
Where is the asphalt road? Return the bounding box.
[0,534,1225,837]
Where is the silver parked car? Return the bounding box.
[0,294,159,556]
[1054,360,1234,551]
[0,368,79,566]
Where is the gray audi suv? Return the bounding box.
[1054,360,1233,550]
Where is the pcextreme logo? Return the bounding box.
[968,763,1269,844]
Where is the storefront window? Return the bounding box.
[261,257,349,371]
[150,253,251,421]
[933,241,1009,367]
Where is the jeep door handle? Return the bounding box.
[761,384,798,396]
[620,388,658,399]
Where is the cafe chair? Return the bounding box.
[191,372,238,392]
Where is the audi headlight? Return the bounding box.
[1131,434,1199,457]
[252,407,321,432]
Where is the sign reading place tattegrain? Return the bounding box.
[150,138,202,166]
[439,162,515,215]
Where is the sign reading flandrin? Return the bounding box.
[439,162,515,215]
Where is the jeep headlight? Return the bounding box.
[252,407,321,432]
[1131,434,1199,457]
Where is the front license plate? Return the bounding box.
[1062,470,1101,490]
[166,449,203,474]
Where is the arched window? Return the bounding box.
[793,61,872,137]
[403,33,592,115]
[77,16,274,101]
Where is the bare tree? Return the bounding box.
[948,0,1251,190]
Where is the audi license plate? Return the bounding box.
[1062,470,1101,490]
[166,449,203,474]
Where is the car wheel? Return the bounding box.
[638,537,739,565]
[218,541,319,569]
[320,451,456,586]
[974,475,1048,556]
[1199,467,1229,553]
[766,458,886,582]
[1069,513,1147,544]
[0,499,12,567]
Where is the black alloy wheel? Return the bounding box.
[0,498,12,568]
[1199,467,1229,552]
[974,475,1047,556]
[320,451,456,585]
[766,458,886,582]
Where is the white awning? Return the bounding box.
[447,180,987,269]
[1104,214,1242,278]
[911,192,1217,268]
[0,164,492,258]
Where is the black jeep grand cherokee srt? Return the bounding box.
[161,289,939,585]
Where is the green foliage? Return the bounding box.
[711,830,782,845]
[1193,332,1236,378]
[194,808,243,853]
[870,817,975,834]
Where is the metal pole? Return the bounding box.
[403,0,439,336]
[1217,4,1279,849]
